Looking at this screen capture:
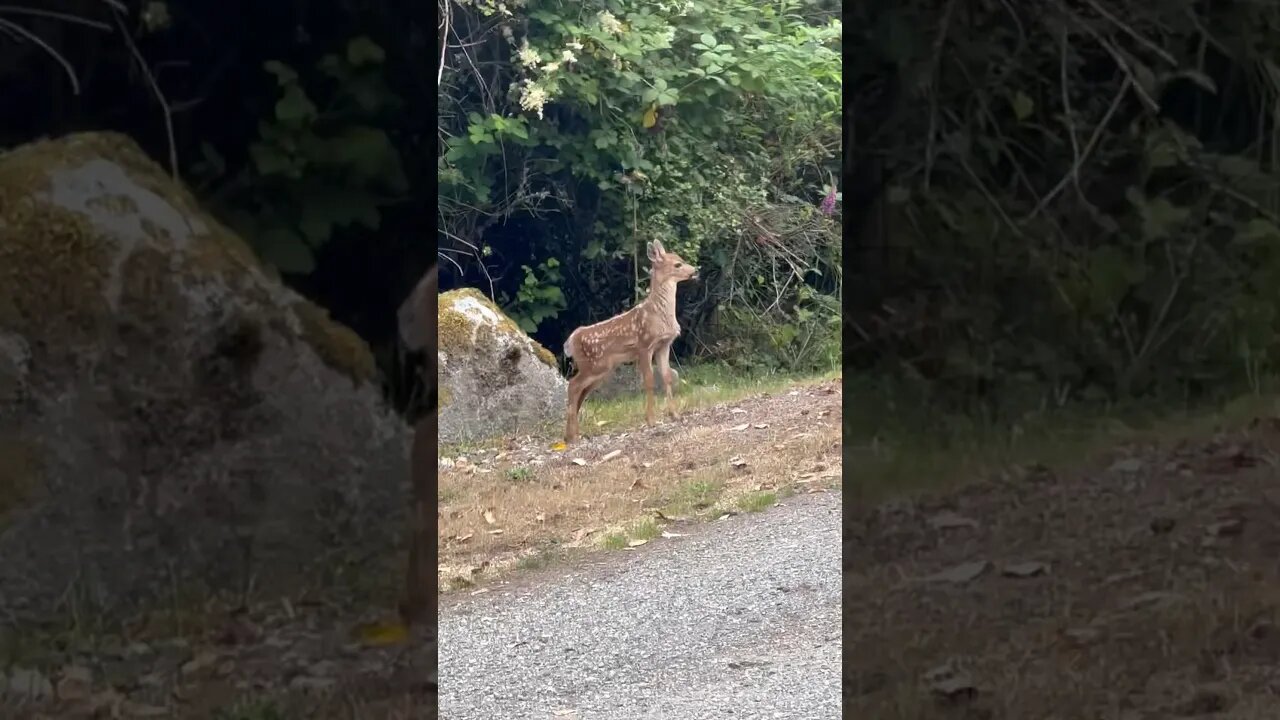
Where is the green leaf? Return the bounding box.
[258,228,315,275]
[321,125,407,191]
[275,85,317,124]
[198,142,226,176]
[1138,197,1191,240]
[249,142,292,176]
[298,205,334,246]
[1237,218,1280,245]
[263,60,298,85]
[1010,91,1034,121]
[346,36,386,66]
[699,33,717,48]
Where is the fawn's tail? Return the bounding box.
[564,329,580,360]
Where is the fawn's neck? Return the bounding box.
[641,277,678,320]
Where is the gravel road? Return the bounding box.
[438,491,841,720]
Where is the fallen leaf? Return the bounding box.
[180,650,219,676]
[729,456,747,468]
[642,461,653,468]
[483,509,497,525]
[731,423,750,431]
[661,531,686,538]
[486,529,504,535]
[627,539,649,547]
[549,441,567,452]
[753,423,769,429]
[922,561,990,584]
[629,479,646,491]
[601,449,622,462]
[924,663,978,701]
[1121,591,1184,611]
[535,512,546,523]
[55,665,93,702]
[1206,518,1245,537]
[355,620,410,647]
[928,511,979,531]
[1109,458,1144,473]
[730,407,746,414]
[571,458,587,466]
[1001,561,1049,578]
[595,420,610,427]
[454,532,473,543]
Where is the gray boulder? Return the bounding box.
[438,288,566,443]
[0,132,409,623]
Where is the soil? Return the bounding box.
[1,379,843,720]
[848,417,1280,719]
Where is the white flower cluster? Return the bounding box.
[519,81,549,119]
[598,10,624,34]
[511,38,584,119]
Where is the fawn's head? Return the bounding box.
[647,240,699,284]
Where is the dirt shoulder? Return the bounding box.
[437,377,843,594]
[849,417,1280,719]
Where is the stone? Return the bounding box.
[0,132,409,625]
[437,288,566,443]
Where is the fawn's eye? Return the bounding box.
[675,262,683,267]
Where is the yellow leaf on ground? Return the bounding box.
[355,620,410,647]
[550,441,567,452]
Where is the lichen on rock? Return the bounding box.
[438,288,557,369]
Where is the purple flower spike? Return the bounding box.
[820,187,836,216]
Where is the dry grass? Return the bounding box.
[437,373,842,591]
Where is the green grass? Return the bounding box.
[600,532,627,550]
[735,490,777,513]
[600,517,663,551]
[439,362,839,454]
[664,475,725,515]
[579,363,838,434]
[846,372,1280,504]
[506,466,534,482]
[629,517,662,541]
[516,547,559,570]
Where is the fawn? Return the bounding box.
[396,264,437,629]
[563,239,698,443]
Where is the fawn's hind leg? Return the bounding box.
[565,368,610,443]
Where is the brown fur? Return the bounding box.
[397,265,437,628]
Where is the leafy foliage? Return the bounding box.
[192,36,409,275]
[850,0,1280,411]
[438,0,841,366]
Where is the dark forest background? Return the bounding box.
[0,0,842,411]
[849,0,1280,423]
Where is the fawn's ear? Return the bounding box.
[647,239,666,261]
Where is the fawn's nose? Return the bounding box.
[691,265,700,279]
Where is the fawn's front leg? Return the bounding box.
[638,348,658,425]
[657,341,680,418]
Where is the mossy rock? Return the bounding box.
[291,301,377,384]
[438,288,557,369]
[0,131,375,386]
